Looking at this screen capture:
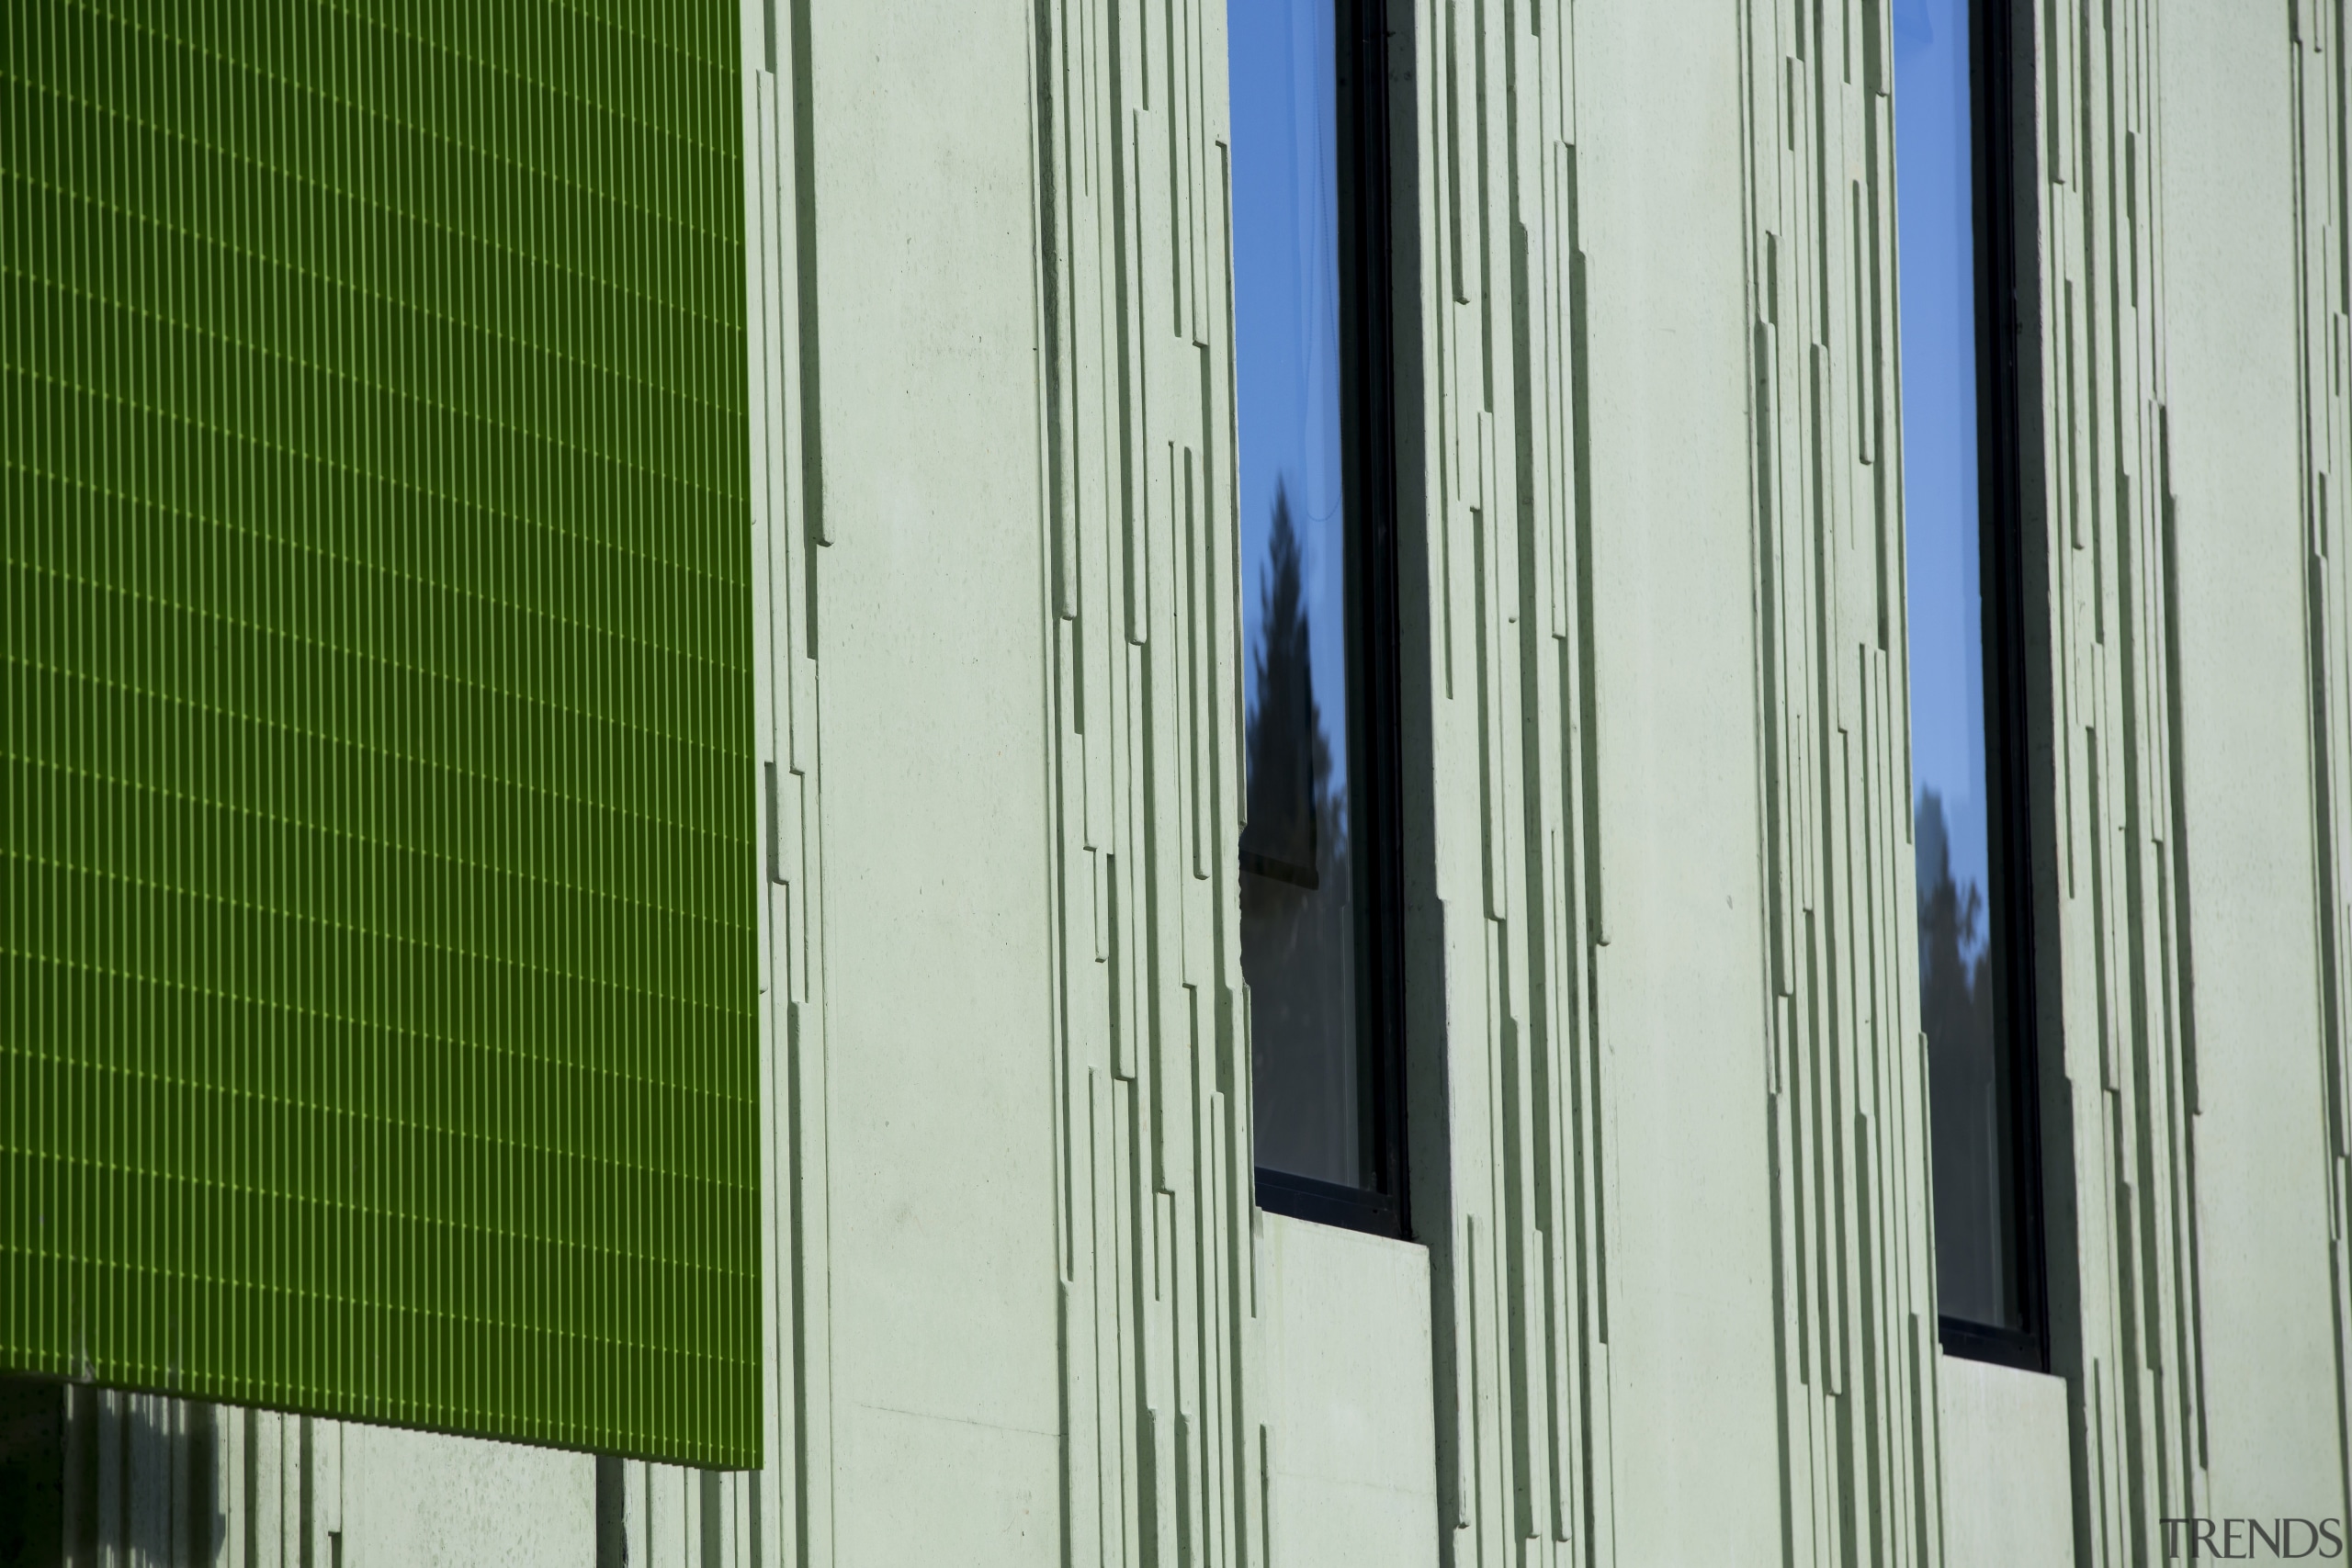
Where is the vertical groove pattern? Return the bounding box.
[17,1378,765,1568]
[1402,3,1618,1563]
[49,1388,342,1568]
[2288,0,2352,1535]
[740,0,832,1553]
[1736,1,1945,1563]
[1,2,758,1464]
[1029,0,1261,1562]
[2020,0,2208,1560]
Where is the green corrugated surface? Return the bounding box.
[1,1,758,1467]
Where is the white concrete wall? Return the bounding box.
[10,5,2348,1566]
[798,0,1062,1559]
[24,1390,598,1568]
[1938,1357,2072,1568]
[339,1425,594,1568]
[2161,0,2346,1531]
[1259,1215,1439,1568]
[1579,0,1792,1556]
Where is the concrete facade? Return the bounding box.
[2,1,2343,1564]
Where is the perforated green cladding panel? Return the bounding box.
[2,2,758,1466]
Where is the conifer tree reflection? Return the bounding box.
[1240,482,1361,1186]
[1917,789,2016,1325]
[1239,483,1328,887]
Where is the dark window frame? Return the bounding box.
[1936,0,2050,1373]
[1250,0,1411,1242]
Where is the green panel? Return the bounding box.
[1,0,757,1467]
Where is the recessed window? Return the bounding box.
[1894,0,2045,1365]
[1229,0,1406,1235]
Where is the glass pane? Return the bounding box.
[1895,0,2022,1329]
[1230,0,1368,1189]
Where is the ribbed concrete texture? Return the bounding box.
[0,1381,608,1567]
[2170,0,2347,1540]
[1027,0,1266,1562]
[1736,0,1947,1562]
[1389,2,1620,1562]
[2294,5,2352,1302]
[2012,1,2208,1559]
[14,2,2352,1565]
[2289,0,2352,1521]
[739,0,838,1557]
[596,1456,761,1568]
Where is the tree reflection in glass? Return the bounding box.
[1230,0,1369,1190]
[1239,485,1362,1186]
[1917,789,2015,1326]
[1896,0,2025,1330]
